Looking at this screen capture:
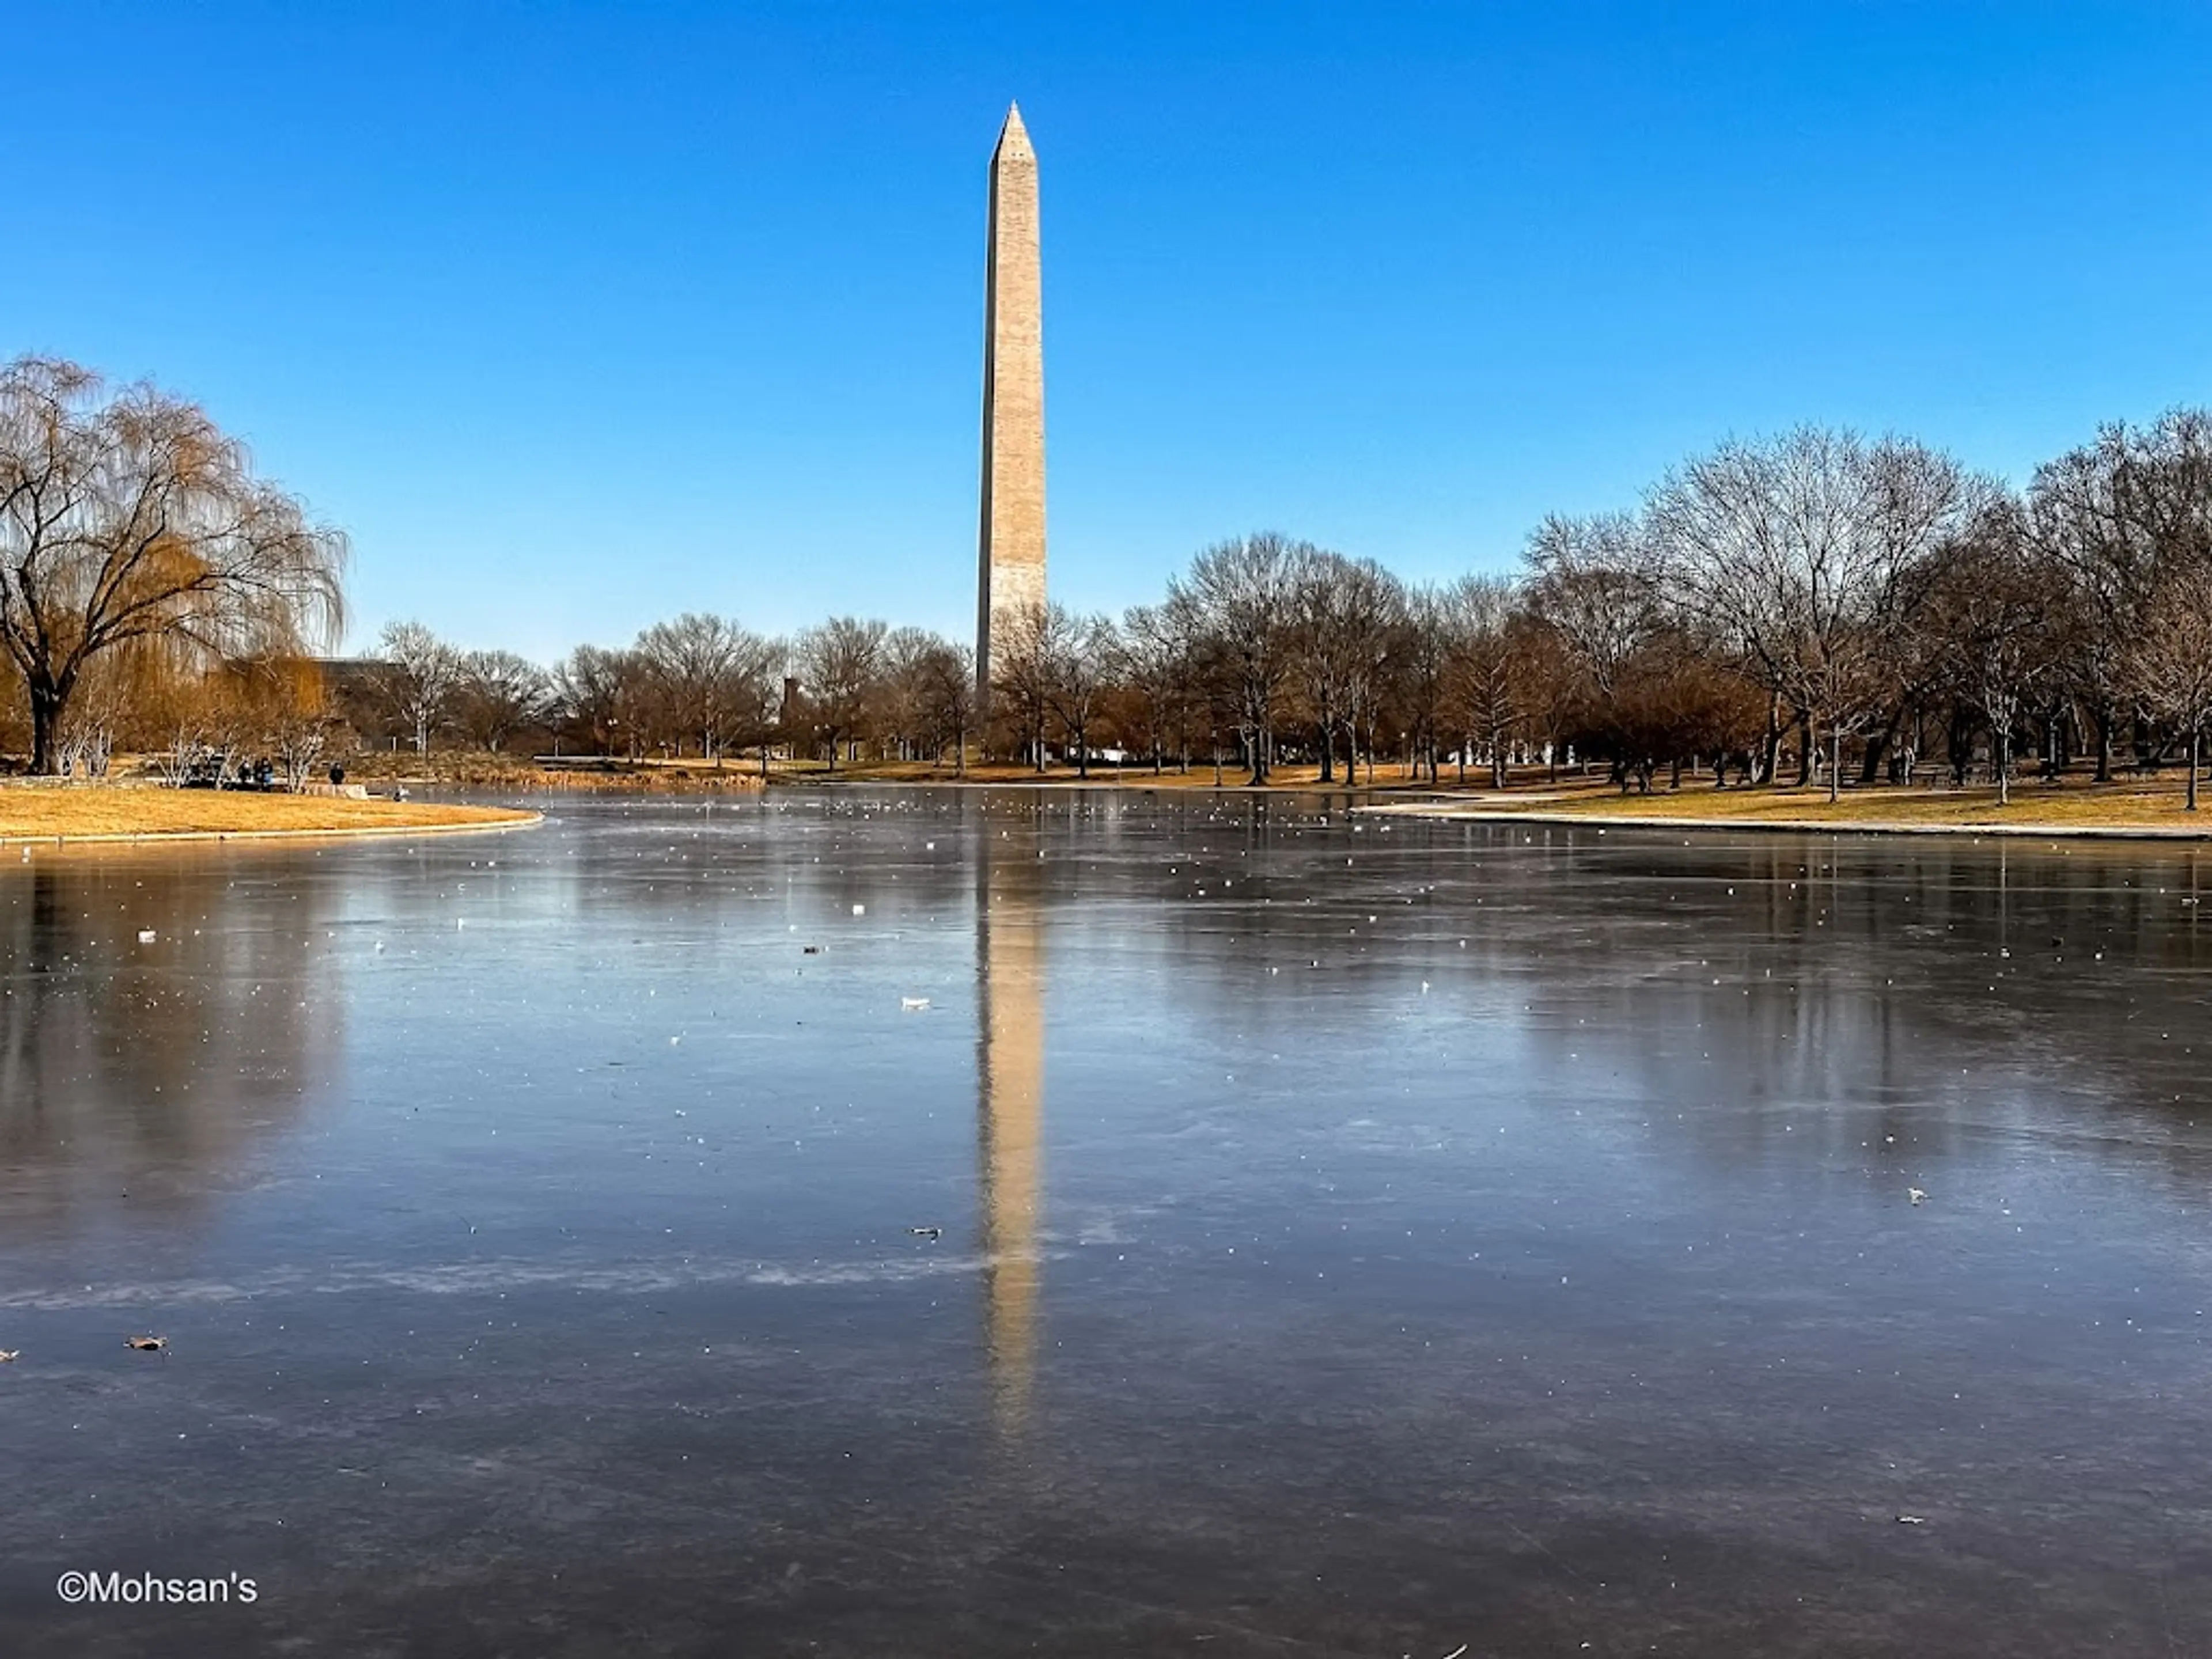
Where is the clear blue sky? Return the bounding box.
[7,2,2208,661]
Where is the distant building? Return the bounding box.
[315,657,398,747]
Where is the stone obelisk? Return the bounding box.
[976,103,1045,713]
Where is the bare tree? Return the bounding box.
[1524,512,1662,699]
[2035,411,2212,779]
[553,644,638,755]
[1856,437,1998,779]
[987,601,1055,770]
[1444,574,1522,787]
[731,635,788,776]
[1398,583,1457,782]
[1524,512,1664,783]
[633,613,774,763]
[2030,430,2154,780]
[377,620,461,755]
[1647,429,1983,800]
[1289,549,1395,783]
[1333,559,1404,786]
[877,627,942,762]
[2130,567,2212,809]
[912,639,976,773]
[1115,603,1198,773]
[1592,632,1768,793]
[1915,501,2065,806]
[0,357,348,773]
[1043,607,1115,778]
[1171,532,1306,785]
[455,649,553,753]
[794,616,887,771]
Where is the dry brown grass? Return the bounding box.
[342,751,766,790]
[785,759,1434,791]
[0,785,539,843]
[1370,776,2212,836]
[334,751,1453,793]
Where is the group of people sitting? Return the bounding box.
[180,759,350,791]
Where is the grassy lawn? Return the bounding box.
[1368,777,2212,835]
[0,785,539,842]
[776,758,2212,831]
[778,758,1451,790]
[55,749,2199,840]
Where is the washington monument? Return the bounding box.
[975,103,1045,711]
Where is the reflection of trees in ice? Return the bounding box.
[1493,835,2212,1198]
[10,789,2203,1241]
[540,794,987,933]
[0,854,340,1236]
[1110,808,2212,1197]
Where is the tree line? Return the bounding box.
[6,354,2211,802]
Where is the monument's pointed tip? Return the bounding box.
[997,101,1032,150]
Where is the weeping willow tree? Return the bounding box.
[0,357,347,774]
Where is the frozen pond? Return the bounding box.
[3,789,2210,1656]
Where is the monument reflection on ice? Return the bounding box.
[975,809,1043,1440]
